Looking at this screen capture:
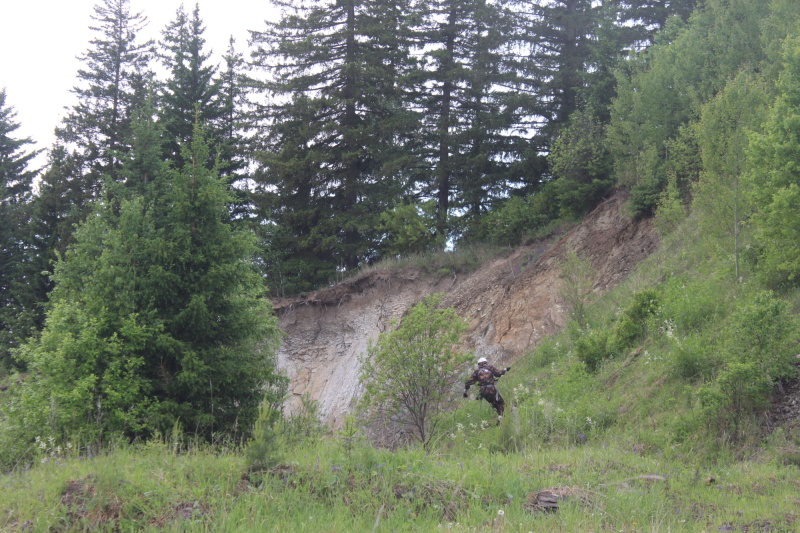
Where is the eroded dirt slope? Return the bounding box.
[271,192,659,427]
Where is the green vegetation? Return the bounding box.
[5,0,800,530]
[359,295,474,447]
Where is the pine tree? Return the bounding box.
[249,0,419,292]
[10,146,86,363]
[516,0,597,132]
[619,0,701,48]
[0,90,40,369]
[18,121,284,440]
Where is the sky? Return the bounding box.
[0,0,279,168]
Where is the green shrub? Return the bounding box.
[608,314,642,354]
[276,394,326,447]
[245,401,282,474]
[699,362,772,441]
[724,290,797,380]
[574,328,611,373]
[525,337,563,369]
[608,288,661,354]
[670,333,719,381]
[659,276,725,333]
[468,184,559,246]
[378,201,442,257]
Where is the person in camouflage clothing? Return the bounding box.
[464,357,510,422]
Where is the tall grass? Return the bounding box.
[2,428,799,532]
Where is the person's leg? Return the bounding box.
[484,386,504,418]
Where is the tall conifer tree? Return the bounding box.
[159,4,226,170]
[57,0,153,194]
[18,121,284,440]
[0,90,40,368]
[249,0,419,292]
[416,0,526,233]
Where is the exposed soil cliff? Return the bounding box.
[271,192,659,427]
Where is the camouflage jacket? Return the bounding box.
[465,364,506,390]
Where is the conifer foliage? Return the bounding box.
[248,0,420,293]
[57,0,153,193]
[0,90,40,369]
[17,123,283,441]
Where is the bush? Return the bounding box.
[358,294,473,447]
[549,108,614,218]
[574,328,611,373]
[378,201,442,257]
[699,362,772,441]
[468,185,559,246]
[276,394,326,447]
[608,288,661,354]
[245,401,282,474]
[670,333,719,381]
[724,290,797,380]
[659,276,726,333]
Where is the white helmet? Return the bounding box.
[477,357,488,364]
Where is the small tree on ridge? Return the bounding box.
[358,294,473,447]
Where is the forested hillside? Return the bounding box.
[3,0,800,529]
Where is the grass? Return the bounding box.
[2,430,799,532]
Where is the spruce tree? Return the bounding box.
[0,90,40,369]
[18,121,284,440]
[249,0,419,292]
[158,4,225,170]
[416,0,527,234]
[57,0,153,195]
[217,37,249,213]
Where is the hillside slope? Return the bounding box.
[271,192,659,427]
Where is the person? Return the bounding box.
[463,357,510,423]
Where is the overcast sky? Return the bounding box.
[0,0,279,167]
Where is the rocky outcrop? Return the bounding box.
[271,192,659,427]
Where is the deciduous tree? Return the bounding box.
[359,294,473,447]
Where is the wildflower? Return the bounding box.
[497,509,505,516]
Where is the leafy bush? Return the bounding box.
[378,201,443,257]
[574,328,611,373]
[698,362,772,441]
[549,108,614,218]
[724,290,797,380]
[468,184,559,246]
[358,294,473,447]
[608,289,660,355]
[658,276,726,333]
[669,333,719,381]
[276,394,326,447]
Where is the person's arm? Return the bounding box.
[464,372,477,396]
[489,364,508,377]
